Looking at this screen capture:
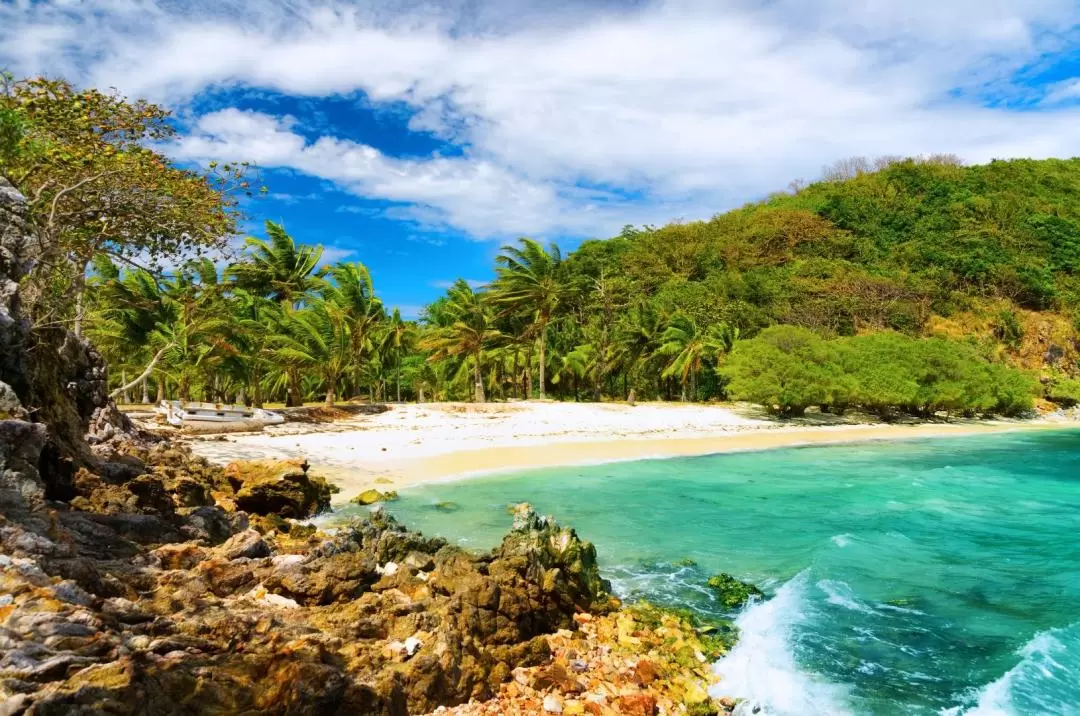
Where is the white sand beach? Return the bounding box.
[184,401,1072,502]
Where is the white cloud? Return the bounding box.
[430,278,486,289]
[1042,79,1080,105]
[318,246,358,266]
[4,0,1080,239]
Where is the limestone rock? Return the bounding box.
[225,459,333,518]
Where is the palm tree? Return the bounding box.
[271,299,353,406]
[656,314,739,401]
[150,262,233,402]
[492,238,569,399]
[613,299,666,399]
[323,261,384,399]
[89,258,177,401]
[222,289,282,407]
[420,279,500,402]
[380,308,417,402]
[227,221,324,305]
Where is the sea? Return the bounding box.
[337,429,1080,715]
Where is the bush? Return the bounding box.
[720,325,839,416]
[723,329,1038,418]
[1047,378,1080,407]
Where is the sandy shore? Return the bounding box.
[183,401,1077,503]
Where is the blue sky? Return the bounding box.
[3,0,1080,317]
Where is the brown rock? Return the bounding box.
[225,459,332,518]
[615,693,657,715]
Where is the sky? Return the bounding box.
[2,0,1080,317]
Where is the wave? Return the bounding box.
[709,571,853,716]
[948,622,1080,716]
[817,579,879,615]
[830,533,852,548]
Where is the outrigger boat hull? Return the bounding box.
[156,401,285,428]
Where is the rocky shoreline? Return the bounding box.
[1,446,739,715]
[1,175,741,715]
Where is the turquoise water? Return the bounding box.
[345,430,1080,715]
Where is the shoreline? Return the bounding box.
[182,402,1079,502]
[341,419,1073,495]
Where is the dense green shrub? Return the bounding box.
[1047,378,1080,407]
[719,326,840,416]
[722,330,1037,418]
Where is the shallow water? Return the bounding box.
[339,429,1080,715]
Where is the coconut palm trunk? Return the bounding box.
[473,351,485,402]
[538,327,547,399]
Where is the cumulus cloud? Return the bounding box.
[3,0,1080,238]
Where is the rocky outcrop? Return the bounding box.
[0,497,620,715]
[434,603,736,715]
[0,177,144,508]
[706,573,764,610]
[224,459,334,518]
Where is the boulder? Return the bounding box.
[225,459,333,518]
[216,529,273,561]
[705,572,764,610]
[350,488,398,506]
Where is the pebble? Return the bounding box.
[542,694,564,713]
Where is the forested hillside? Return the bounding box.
[565,156,1080,356]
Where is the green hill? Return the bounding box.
[562,157,1080,379]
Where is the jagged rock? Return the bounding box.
[217,529,272,561]
[178,505,244,546]
[0,420,47,514]
[706,572,764,610]
[225,459,333,518]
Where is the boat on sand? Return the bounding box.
[156,401,285,428]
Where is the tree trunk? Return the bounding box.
[538,328,547,399]
[140,377,150,404]
[325,376,336,406]
[155,379,165,404]
[179,375,191,403]
[511,351,521,399]
[287,370,303,407]
[73,279,86,337]
[120,370,131,405]
[396,374,401,403]
[473,353,485,403]
[112,345,174,401]
[418,384,425,403]
[525,346,534,398]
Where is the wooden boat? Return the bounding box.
[156,401,285,428]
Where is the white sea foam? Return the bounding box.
[830,534,852,548]
[817,580,877,615]
[949,622,1080,716]
[709,571,852,716]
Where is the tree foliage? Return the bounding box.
[0,76,253,326]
